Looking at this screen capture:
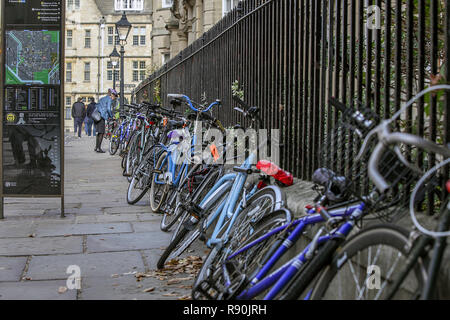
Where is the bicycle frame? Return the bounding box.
[202,153,258,249]
[225,201,366,300]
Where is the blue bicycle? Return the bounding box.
[149,94,221,216]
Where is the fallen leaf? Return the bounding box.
[167,277,193,285]
[162,292,178,297]
[143,287,155,293]
[178,295,191,300]
[28,234,36,238]
[58,286,68,294]
[111,274,119,278]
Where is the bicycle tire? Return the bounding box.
[157,180,232,269]
[109,126,120,155]
[169,166,223,242]
[149,151,169,212]
[126,151,153,204]
[125,132,141,181]
[191,187,286,300]
[193,208,293,300]
[160,164,202,232]
[310,223,428,300]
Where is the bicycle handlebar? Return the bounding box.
[363,85,450,194]
[167,94,221,113]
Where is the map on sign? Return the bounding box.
[5,30,60,85]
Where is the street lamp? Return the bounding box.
[115,11,132,111]
[109,46,120,90]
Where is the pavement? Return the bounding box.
[0,134,203,300]
[1,134,448,300]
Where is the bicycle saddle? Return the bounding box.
[167,94,187,103]
[168,119,185,129]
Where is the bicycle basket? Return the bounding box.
[317,102,425,222]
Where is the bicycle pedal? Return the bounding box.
[192,280,220,300]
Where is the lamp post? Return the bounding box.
[109,46,120,90]
[115,11,132,112]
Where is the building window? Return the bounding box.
[84,62,91,81]
[107,61,120,81]
[223,0,239,16]
[162,0,173,8]
[108,27,120,45]
[162,53,170,65]
[67,30,72,48]
[66,96,72,106]
[115,0,144,11]
[132,27,146,46]
[140,27,146,45]
[85,30,91,48]
[132,61,146,82]
[66,62,72,82]
[108,27,114,45]
[66,107,72,120]
[132,28,139,46]
[67,0,80,10]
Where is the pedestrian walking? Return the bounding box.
[85,97,97,136]
[94,89,117,153]
[72,97,86,138]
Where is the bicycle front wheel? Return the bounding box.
[310,224,428,300]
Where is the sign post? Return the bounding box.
[1,0,65,219]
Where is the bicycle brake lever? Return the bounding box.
[305,227,325,260]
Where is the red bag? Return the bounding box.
[256,160,294,186]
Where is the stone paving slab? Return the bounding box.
[0,221,35,238]
[0,280,77,300]
[103,205,152,215]
[26,251,145,280]
[76,214,140,224]
[131,221,165,233]
[79,274,190,300]
[35,222,133,237]
[0,237,83,256]
[0,257,27,281]
[86,232,172,253]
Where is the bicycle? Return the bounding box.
[148,94,221,213]
[190,95,422,300]
[308,85,450,300]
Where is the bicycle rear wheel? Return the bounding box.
[310,224,428,300]
[109,126,120,155]
[127,151,153,204]
[192,208,292,300]
[125,132,141,180]
[160,164,201,232]
[156,180,232,269]
[169,165,224,242]
[149,151,169,213]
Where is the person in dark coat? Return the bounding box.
[85,97,97,136]
[72,97,86,138]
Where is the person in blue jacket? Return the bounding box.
[94,88,118,153]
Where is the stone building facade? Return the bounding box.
[64,0,153,131]
[64,0,239,131]
[151,0,240,67]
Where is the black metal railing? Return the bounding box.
[134,0,450,182]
